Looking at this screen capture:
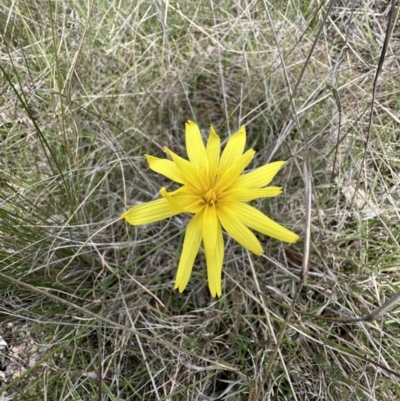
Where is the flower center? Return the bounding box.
[204,188,217,205]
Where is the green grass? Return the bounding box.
[1,0,400,400]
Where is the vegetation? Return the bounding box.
[1,0,400,399]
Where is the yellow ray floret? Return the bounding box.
[122,121,299,297]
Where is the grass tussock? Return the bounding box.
[1,0,400,400]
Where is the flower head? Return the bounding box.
[122,121,298,297]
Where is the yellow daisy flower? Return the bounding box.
[122,121,299,297]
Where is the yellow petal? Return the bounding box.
[215,148,255,192]
[229,202,299,243]
[185,121,207,167]
[220,187,282,202]
[171,186,205,214]
[206,126,220,183]
[202,203,218,255]
[217,204,263,255]
[164,147,205,191]
[235,161,285,188]
[146,155,184,184]
[160,187,187,213]
[121,198,178,225]
[218,126,246,175]
[205,222,224,297]
[174,211,203,293]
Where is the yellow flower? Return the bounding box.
[122,121,298,297]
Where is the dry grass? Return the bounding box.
[1,0,400,400]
